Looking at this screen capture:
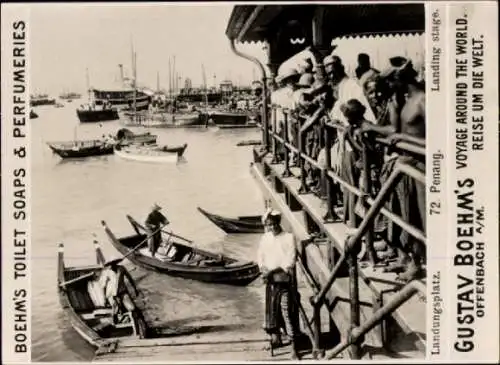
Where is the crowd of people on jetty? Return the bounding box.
[250,45,426,358]
[250,45,426,353]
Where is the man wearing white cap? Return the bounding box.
[257,209,300,359]
[145,203,169,258]
[323,54,376,125]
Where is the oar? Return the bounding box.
[121,225,164,260]
[59,271,97,288]
[60,226,162,288]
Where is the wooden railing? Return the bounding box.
[258,104,426,359]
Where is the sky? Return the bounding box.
[29,3,268,95]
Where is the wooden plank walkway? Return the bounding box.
[93,251,332,362]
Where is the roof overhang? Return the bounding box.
[226,3,425,43]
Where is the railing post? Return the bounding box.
[362,143,376,265]
[270,106,280,164]
[323,125,340,223]
[312,304,322,359]
[282,110,293,178]
[298,129,310,194]
[347,245,361,359]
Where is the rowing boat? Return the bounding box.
[197,207,264,234]
[101,215,261,286]
[114,143,187,163]
[48,140,114,159]
[57,241,148,351]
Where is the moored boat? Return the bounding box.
[30,94,56,106]
[115,128,157,145]
[60,91,82,100]
[142,112,202,128]
[47,140,114,159]
[205,110,249,126]
[57,241,148,350]
[114,143,187,163]
[197,207,264,234]
[77,105,120,123]
[101,216,261,286]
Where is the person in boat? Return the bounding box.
[145,203,169,258]
[98,258,143,328]
[257,210,300,360]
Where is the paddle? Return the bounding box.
[59,271,97,288]
[126,214,223,262]
[121,225,164,260]
[59,226,162,288]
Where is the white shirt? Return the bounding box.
[98,268,119,300]
[257,231,296,273]
[329,77,377,125]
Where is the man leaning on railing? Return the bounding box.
[361,56,426,282]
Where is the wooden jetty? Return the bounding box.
[92,268,332,362]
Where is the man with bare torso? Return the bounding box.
[362,57,426,281]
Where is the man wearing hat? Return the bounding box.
[257,209,300,359]
[355,53,380,87]
[323,54,376,125]
[145,204,169,258]
[98,258,143,328]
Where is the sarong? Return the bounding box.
[380,155,426,255]
[264,272,298,337]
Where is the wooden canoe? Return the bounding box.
[101,216,260,286]
[48,140,114,159]
[57,241,148,350]
[197,207,264,234]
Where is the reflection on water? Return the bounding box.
[31,105,265,361]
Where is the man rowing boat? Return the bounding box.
[97,258,146,334]
[145,203,169,257]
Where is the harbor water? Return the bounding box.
[31,105,267,361]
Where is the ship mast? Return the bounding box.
[132,48,137,123]
[201,63,208,111]
[85,67,90,102]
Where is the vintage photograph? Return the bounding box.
[27,2,427,362]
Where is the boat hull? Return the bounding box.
[77,108,120,123]
[102,219,260,286]
[206,111,248,126]
[57,243,148,350]
[114,144,187,163]
[197,207,264,234]
[145,113,202,127]
[48,141,114,159]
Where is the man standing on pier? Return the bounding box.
[257,210,300,360]
[145,203,169,258]
[361,57,426,281]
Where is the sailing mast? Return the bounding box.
[86,67,91,103]
[201,64,208,110]
[133,52,137,123]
